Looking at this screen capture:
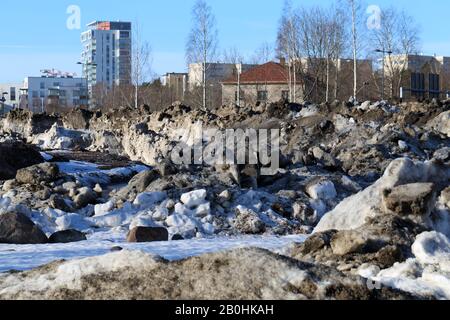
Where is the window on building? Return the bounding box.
[429,73,440,99]
[257,90,268,102]
[281,90,289,101]
[59,90,66,97]
[40,91,45,98]
[411,73,425,99]
[10,87,16,101]
[40,82,45,89]
[120,31,130,38]
[53,82,60,87]
[32,91,38,98]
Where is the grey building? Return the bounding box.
[81,21,132,94]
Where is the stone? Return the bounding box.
[306,179,337,200]
[48,229,87,243]
[433,147,450,162]
[156,159,177,177]
[382,183,436,216]
[218,190,232,202]
[330,230,369,256]
[93,184,103,194]
[398,140,409,152]
[295,230,338,256]
[0,142,44,180]
[440,187,450,207]
[0,212,48,244]
[127,227,169,243]
[171,234,184,241]
[128,170,160,193]
[49,194,74,212]
[292,202,317,225]
[2,179,17,192]
[73,187,98,209]
[16,162,59,185]
[234,206,265,234]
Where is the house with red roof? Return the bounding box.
[221,61,304,106]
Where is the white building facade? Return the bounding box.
[0,83,24,114]
[188,63,258,90]
[81,21,132,93]
[23,76,87,113]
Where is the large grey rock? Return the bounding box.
[330,230,369,256]
[0,212,48,244]
[128,170,160,193]
[73,187,97,209]
[16,163,59,185]
[382,183,436,216]
[0,142,44,180]
[234,207,265,234]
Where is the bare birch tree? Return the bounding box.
[277,0,301,102]
[250,42,273,64]
[186,0,219,109]
[132,22,153,108]
[370,7,420,99]
[222,47,244,64]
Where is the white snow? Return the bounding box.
[133,192,167,208]
[365,232,450,300]
[94,201,115,217]
[180,189,207,208]
[57,160,148,187]
[0,231,307,273]
[306,180,337,200]
[315,158,450,233]
[412,231,450,265]
[39,152,53,161]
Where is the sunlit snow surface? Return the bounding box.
[0,232,306,273]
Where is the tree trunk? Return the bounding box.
[326,57,330,102]
[351,1,358,100]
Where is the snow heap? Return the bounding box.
[30,124,92,150]
[314,158,450,233]
[369,232,450,300]
[167,189,214,238]
[0,250,159,294]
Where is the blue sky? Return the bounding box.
[1,0,449,83]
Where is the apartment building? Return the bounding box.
[22,75,87,113]
[0,83,24,114]
[221,61,303,106]
[161,72,188,101]
[81,21,132,93]
[188,63,258,90]
[385,54,450,100]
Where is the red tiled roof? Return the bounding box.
[222,61,298,84]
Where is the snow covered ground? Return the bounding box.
[0,232,307,273]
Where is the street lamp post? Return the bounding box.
[375,49,393,100]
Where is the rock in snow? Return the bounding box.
[0,212,48,244]
[48,229,87,244]
[126,227,169,243]
[314,158,450,233]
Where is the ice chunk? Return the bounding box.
[412,232,450,265]
[133,192,167,208]
[94,201,115,217]
[180,189,207,208]
[306,180,337,200]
